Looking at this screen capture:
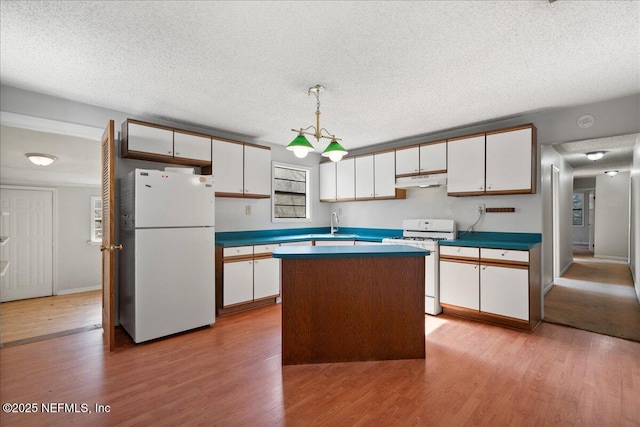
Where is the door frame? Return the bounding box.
[0,185,58,296]
[551,166,560,279]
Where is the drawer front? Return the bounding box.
[223,246,253,258]
[481,248,529,263]
[254,244,279,255]
[280,241,313,247]
[440,246,479,258]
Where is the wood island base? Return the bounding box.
[280,256,425,365]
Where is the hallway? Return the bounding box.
[544,253,640,342]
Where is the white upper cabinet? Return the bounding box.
[173,131,211,162]
[447,124,536,196]
[336,157,355,200]
[122,119,213,168]
[244,145,271,197]
[419,141,447,174]
[395,146,420,176]
[319,162,337,201]
[213,139,244,195]
[355,155,374,199]
[374,151,396,198]
[127,121,174,156]
[446,134,486,195]
[213,140,271,198]
[485,126,535,193]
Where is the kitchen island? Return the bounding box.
[272,245,430,365]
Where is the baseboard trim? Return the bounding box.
[543,280,554,295]
[56,285,101,296]
[559,261,573,276]
[594,255,628,262]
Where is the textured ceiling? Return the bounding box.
[553,133,638,178]
[0,125,100,186]
[1,1,639,184]
[1,0,639,155]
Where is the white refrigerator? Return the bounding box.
[119,169,215,343]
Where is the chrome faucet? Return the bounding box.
[331,211,339,235]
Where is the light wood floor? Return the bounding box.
[0,290,102,346]
[1,304,638,426]
[544,254,640,342]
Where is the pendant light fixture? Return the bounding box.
[26,153,57,166]
[287,84,348,162]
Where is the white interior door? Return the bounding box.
[0,188,53,302]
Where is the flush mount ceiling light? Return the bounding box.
[25,153,57,166]
[586,151,605,161]
[605,170,619,176]
[287,84,348,162]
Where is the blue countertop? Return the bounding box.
[272,245,431,259]
[439,231,542,250]
[216,227,401,247]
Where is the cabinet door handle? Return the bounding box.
[167,151,173,154]
[474,265,478,270]
[482,266,487,270]
[175,151,181,156]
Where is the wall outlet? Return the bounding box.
[245,205,251,216]
[477,203,485,215]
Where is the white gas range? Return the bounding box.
[382,219,456,315]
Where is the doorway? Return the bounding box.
[0,121,104,347]
[544,158,638,341]
[552,166,560,279]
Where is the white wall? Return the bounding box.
[541,145,574,288]
[631,135,640,300]
[0,183,102,295]
[594,172,630,261]
[336,187,541,232]
[56,186,102,293]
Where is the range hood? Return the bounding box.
[395,173,447,189]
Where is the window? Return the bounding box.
[272,163,311,222]
[91,196,103,243]
[572,192,584,226]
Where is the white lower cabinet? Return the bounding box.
[439,260,479,310]
[439,245,539,331]
[221,244,281,308]
[253,257,280,300]
[223,260,254,306]
[480,265,529,320]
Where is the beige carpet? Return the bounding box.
[544,259,640,342]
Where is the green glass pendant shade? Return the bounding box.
[321,139,348,162]
[287,134,315,158]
